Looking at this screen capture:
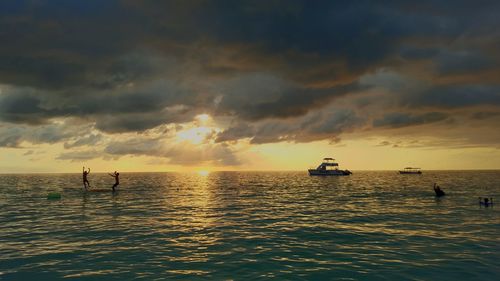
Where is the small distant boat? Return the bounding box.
[399,167,422,174]
[308,157,352,176]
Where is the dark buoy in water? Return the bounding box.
[479,197,493,207]
[47,192,61,200]
[433,183,445,197]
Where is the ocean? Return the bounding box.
[1,171,499,280]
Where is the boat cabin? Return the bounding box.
[316,158,340,170]
[399,167,422,174]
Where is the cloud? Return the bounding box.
[104,138,165,156]
[234,82,364,121]
[471,111,500,120]
[407,85,500,108]
[0,86,62,125]
[216,107,364,144]
[213,73,366,120]
[0,78,203,133]
[0,121,91,148]
[373,112,449,128]
[164,143,241,166]
[104,137,241,166]
[0,131,21,147]
[56,150,102,161]
[1,0,500,156]
[435,50,496,76]
[376,141,392,147]
[215,122,255,143]
[63,134,102,149]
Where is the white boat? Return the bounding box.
[399,167,422,174]
[308,157,352,176]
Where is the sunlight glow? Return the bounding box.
[197,170,210,176]
[176,126,213,144]
[175,114,221,145]
[196,114,210,124]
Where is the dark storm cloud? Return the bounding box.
[215,123,255,143]
[1,0,500,145]
[407,85,500,108]
[213,73,366,121]
[239,82,364,120]
[216,108,364,144]
[399,46,440,60]
[0,122,90,148]
[0,79,200,132]
[92,106,195,134]
[373,112,448,128]
[250,109,364,144]
[471,111,500,120]
[0,87,63,124]
[435,51,497,76]
[94,114,169,134]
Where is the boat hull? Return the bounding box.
[308,169,352,176]
[399,171,422,174]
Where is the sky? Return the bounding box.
[1,0,500,173]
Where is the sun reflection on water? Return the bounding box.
[197,170,210,176]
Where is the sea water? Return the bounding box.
[0,171,499,280]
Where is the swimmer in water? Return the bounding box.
[433,183,445,197]
[83,166,91,189]
[480,197,493,207]
[108,171,119,192]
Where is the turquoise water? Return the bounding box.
[1,171,499,280]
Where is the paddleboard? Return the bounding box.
[480,202,493,207]
[86,188,114,192]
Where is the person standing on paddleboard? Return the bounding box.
[83,166,91,189]
[109,171,119,192]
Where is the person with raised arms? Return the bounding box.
[108,171,120,192]
[83,166,91,189]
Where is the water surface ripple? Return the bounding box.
[1,171,499,280]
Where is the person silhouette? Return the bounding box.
[108,171,120,192]
[480,197,493,207]
[433,183,445,197]
[83,166,91,189]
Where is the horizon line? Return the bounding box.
[1,168,500,175]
